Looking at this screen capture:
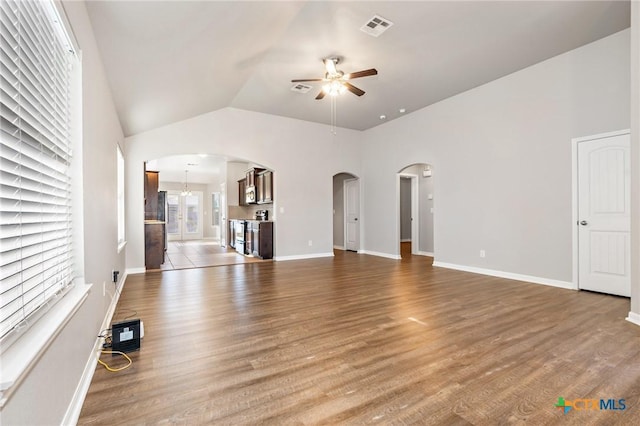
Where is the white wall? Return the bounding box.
[1,1,126,424]
[362,29,630,283]
[125,108,363,267]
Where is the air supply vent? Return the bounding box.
[291,83,313,93]
[360,15,393,37]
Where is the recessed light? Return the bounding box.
[399,108,406,114]
[379,115,386,120]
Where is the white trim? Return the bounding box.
[0,280,92,407]
[400,239,412,243]
[274,252,335,261]
[117,240,127,254]
[432,261,576,290]
[360,250,402,260]
[126,267,146,276]
[626,312,640,327]
[62,272,128,425]
[571,129,631,291]
[417,251,434,257]
[333,245,345,250]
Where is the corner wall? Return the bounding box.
[362,29,630,283]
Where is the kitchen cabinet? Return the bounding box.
[246,168,265,187]
[257,170,273,204]
[238,179,247,206]
[248,221,273,259]
[145,221,165,269]
[239,167,273,205]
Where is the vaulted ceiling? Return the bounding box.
[85,1,630,137]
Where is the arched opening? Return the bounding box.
[333,172,360,252]
[144,154,274,270]
[398,163,434,260]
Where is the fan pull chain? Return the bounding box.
[330,96,337,135]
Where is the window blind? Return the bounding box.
[0,0,75,340]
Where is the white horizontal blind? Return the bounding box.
[0,0,74,340]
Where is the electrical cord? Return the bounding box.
[98,350,132,372]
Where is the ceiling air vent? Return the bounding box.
[291,83,312,93]
[360,15,393,37]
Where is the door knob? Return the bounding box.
[579,220,588,226]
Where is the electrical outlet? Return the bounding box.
[103,281,106,296]
[480,250,486,258]
[308,240,313,246]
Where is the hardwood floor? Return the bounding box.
[79,251,640,425]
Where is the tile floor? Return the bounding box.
[160,240,265,271]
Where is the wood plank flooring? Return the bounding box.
[78,250,640,425]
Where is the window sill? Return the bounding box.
[117,240,127,253]
[0,280,91,408]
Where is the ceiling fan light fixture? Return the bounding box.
[323,80,347,96]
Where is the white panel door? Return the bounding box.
[344,179,359,251]
[578,133,630,296]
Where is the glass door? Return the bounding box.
[167,191,203,241]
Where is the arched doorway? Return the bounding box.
[398,163,434,259]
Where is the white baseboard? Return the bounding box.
[626,311,640,327]
[360,250,402,260]
[62,272,127,425]
[333,245,345,250]
[125,267,145,275]
[432,261,576,290]
[400,239,411,243]
[417,251,434,257]
[274,252,335,261]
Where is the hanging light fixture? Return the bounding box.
[181,170,192,196]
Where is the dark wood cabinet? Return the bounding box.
[248,221,273,259]
[239,167,273,205]
[145,222,165,269]
[238,179,247,206]
[246,168,264,188]
[257,170,273,204]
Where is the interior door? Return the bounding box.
[166,190,204,241]
[577,133,630,296]
[344,178,359,251]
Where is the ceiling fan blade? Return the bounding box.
[315,90,326,100]
[344,82,365,96]
[291,78,324,83]
[346,68,378,79]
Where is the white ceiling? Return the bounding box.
[85,1,630,137]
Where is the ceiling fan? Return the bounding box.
[292,57,377,100]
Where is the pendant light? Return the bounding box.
[181,170,192,196]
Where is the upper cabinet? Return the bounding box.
[241,167,273,205]
[257,170,273,204]
[238,178,248,206]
